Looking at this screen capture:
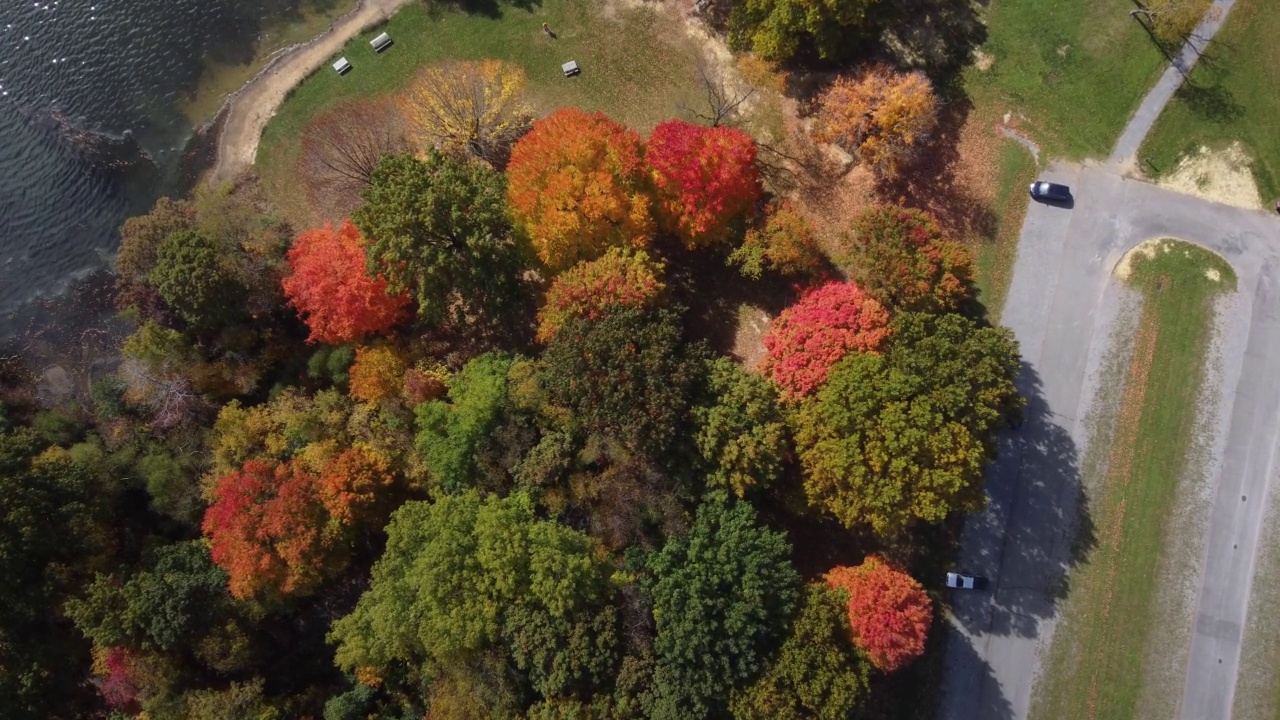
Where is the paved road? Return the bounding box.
[938,163,1280,720]
[1109,0,1238,165]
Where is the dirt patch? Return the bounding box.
[973,49,994,71]
[732,305,772,369]
[1159,143,1264,210]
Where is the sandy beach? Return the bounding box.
[206,0,416,184]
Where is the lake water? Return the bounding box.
[0,0,340,338]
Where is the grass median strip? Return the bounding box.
[1032,239,1235,720]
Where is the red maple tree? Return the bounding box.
[202,460,346,600]
[282,220,411,344]
[647,119,762,246]
[825,557,933,672]
[506,108,655,271]
[760,281,891,398]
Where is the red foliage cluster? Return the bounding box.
[506,108,655,271]
[98,647,139,710]
[202,460,344,600]
[536,248,665,343]
[282,220,411,344]
[825,558,932,672]
[647,120,762,246]
[760,281,891,398]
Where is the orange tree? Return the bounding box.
[536,248,666,343]
[812,66,938,179]
[646,119,762,247]
[729,200,826,280]
[760,281,891,399]
[282,220,411,344]
[843,205,973,312]
[825,558,932,672]
[506,108,654,271]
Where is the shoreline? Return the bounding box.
[201,0,417,185]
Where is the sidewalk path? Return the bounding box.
[1109,0,1238,166]
[208,0,415,184]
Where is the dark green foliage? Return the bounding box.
[323,683,376,720]
[137,451,199,522]
[415,353,516,494]
[794,312,1024,535]
[92,376,131,419]
[539,306,705,454]
[728,0,880,61]
[67,541,231,652]
[149,229,244,329]
[354,152,530,326]
[644,497,800,719]
[329,491,618,703]
[307,345,356,387]
[0,429,97,718]
[692,357,789,496]
[730,585,871,720]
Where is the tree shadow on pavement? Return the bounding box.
[935,625,1017,720]
[949,362,1097,639]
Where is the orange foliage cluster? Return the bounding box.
[760,281,891,398]
[506,108,655,271]
[316,447,396,527]
[536,248,666,343]
[282,220,411,344]
[348,345,408,404]
[647,119,762,247]
[812,66,938,180]
[845,205,974,312]
[825,557,932,672]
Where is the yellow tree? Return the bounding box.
[400,60,532,165]
[349,346,407,404]
[812,66,938,180]
[1131,0,1207,44]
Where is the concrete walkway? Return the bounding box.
[208,0,415,184]
[1109,0,1239,166]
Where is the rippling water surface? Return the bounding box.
[0,0,331,333]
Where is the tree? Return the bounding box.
[415,354,515,494]
[1130,0,1205,44]
[536,248,666,343]
[812,66,938,179]
[348,345,408,404]
[760,281,892,399]
[328,492,617,700]
[644,498,800,720]
[646,120,762,247]
[283,220,412,344]
[202,460,347,601]
[299,98,411,217]
[793,312,1023,535]
[824,558,932,672]
[844,205,973,312]
[540,306,705,453]
[317,446,398,528]
[506,108,655,271]
[728,0,880,61]
[400,60,532,165]
[729,584,871,720]
[354,152,529,326]
[149,228,243,329]
[729,200,825,280]
[692,357,789,496]
[115,197,194,320]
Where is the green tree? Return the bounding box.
[729,585,870,720]
[0,430,98,718]
[415,353,517,494]
[353,152,530,326]
[644,497,800,720]
[329,491,617,701]
[794,312,1023,535]
[729,0,880,61]
[115,197,195,320]
[692,357,789,496]
[540,307,705,454]
[149,229,244,329]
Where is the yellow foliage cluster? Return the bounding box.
[348,345,408,404]
[400,59,532,164]
[812,65,938,179]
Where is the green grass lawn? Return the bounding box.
[962,0,1169,160]
[1031,240,1235,720]
[973,139,1036,320]
[257,0,706,223]
[1139,0,1280,203]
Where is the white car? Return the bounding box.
[946,572,985,590]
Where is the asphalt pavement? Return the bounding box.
[938,163,1280,720]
